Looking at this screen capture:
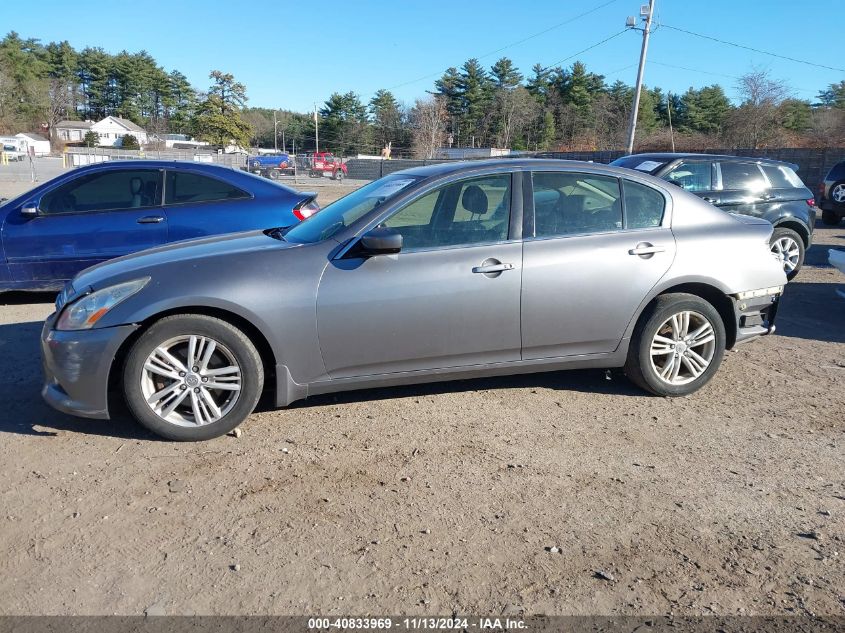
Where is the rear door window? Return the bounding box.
[531,172,623,237]
[718,162,767,192]
[623,180,666,229]
[165,171,249,205]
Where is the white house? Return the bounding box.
[55,120,93,142]
[15,132,51,156]
[92,116,148,146]
[56,116,148,147]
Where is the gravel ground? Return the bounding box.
[0,180,842,616]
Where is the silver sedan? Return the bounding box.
[41,159,786,440]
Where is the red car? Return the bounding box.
[302,152,348,181]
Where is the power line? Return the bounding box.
[540,29,630,72]
[648,60,821,96]
[660,23,845,73]
[382,0,622,92]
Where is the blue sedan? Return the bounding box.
[0,160,318,291]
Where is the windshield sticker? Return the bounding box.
[368,178,416,197]
[634,160,663,172]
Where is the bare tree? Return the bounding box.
[411,96,447,159]
[725,69,789,148]
[494,86,537,148]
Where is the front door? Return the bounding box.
[4,168,166,284]
[521,171,676,358]
[316,172,522,378]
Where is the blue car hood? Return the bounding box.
[71,230,299,292]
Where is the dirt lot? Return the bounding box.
[0,180,843,616]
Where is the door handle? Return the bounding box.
[757,193,774,201]
[701,196,718,204]
[472,262,514,274]
[628,244,665,256]
[137,215,165,224]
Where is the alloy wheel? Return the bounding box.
[140,335,242,426]
[832,184,845,203]
[770,236,801,274]
[649,310,716,386]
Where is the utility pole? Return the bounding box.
[625,0,655,155]
[666,91,675,152]
[314,103,319,153]
[273,111,278,153]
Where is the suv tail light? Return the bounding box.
[818,182,825,198]
[293,197,320,221]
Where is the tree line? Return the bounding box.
[2,31,844,157]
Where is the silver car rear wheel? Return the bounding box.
[140,335,242,427]
[649,311,716,386]
[625,293,726,397]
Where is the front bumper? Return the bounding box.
[732,292,779,346]
[40,313,139,419]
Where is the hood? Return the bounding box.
[71,229,299,292]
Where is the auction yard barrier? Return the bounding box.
[63,147,248,169]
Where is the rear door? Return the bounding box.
[4,168,166,284]
[713,161,770,218]
[521,171,675,358]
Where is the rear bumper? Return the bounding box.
[40,314,139,419]
[732,293,779,346]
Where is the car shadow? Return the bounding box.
[0,320,160,440]
[775,281,845,344]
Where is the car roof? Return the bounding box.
[71,159,241,173]
[621,152,799,170]
[396,158,632,178]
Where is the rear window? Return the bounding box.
[761,164,803,189]
[165,171,249,205]
[719,162,767,192]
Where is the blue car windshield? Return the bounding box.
[283,174,421,244]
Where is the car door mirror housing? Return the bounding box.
[20,204,39,217]
[359,227,402,255]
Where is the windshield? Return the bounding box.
[610,156,667,174]
[283,174,421,244]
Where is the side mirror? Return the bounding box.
[20,205,39,217]
[360,227,402,255]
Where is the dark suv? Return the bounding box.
[817,160,845,226]
[611,153,816,278]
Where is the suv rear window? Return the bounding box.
[761,164,803,189]
[719,162,767,191]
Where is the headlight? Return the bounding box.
[56,278,149,331]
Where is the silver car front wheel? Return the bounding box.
[140,335,242,427]
[124,315,263,441]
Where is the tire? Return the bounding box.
[268,169,280,180]
[822,209,841,226]
[624,293,726,397]
[123,314,264,441]
[333,169,345,182]
[830,181,845,205]
[769,227,805,280]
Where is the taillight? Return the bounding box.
[293,198,320,221]
[806,198,815,207]
[818,183,824,197]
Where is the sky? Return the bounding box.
[2,0,843,112]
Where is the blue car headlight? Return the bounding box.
[56,278,149,331]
